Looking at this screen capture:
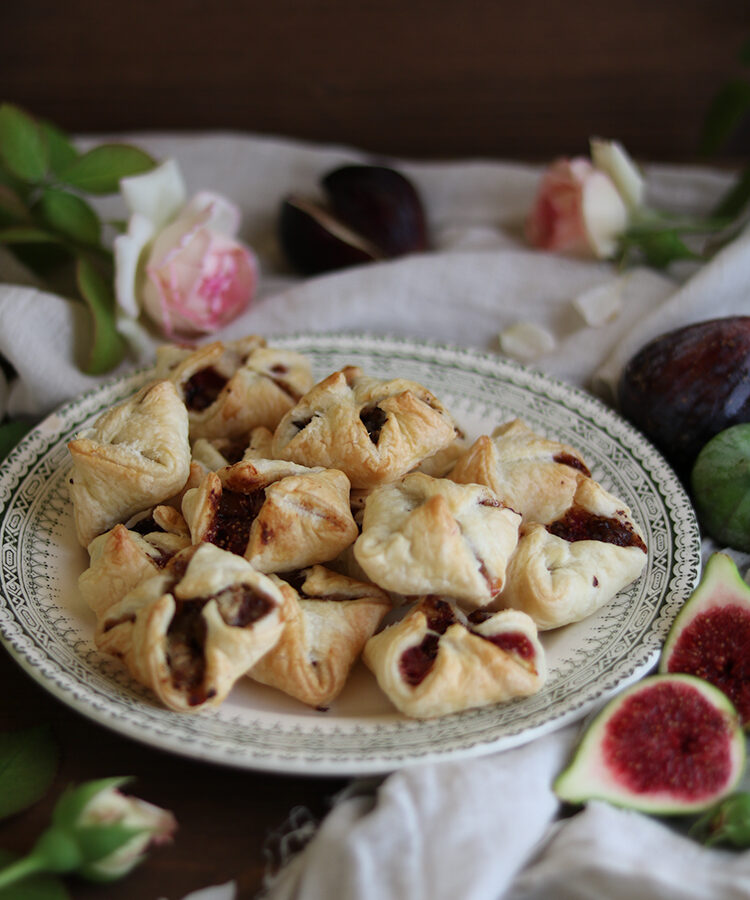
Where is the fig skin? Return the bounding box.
[279,164,428,275]
[323,165,428,258]
[618,316,750,479]
[691,424,750,551]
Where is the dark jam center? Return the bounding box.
[552,452,591,477]
[213,583,274,627]
[399,633,440,686]
[602,681,733,800]
[421,596,456,634]
[206,488,266,555]
[130,514,163,536]
[167,601,209,706]
[184,367,229,412]
[666,605,750,725]
[360,405,388,444]
[547,506,646,551]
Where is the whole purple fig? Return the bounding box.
[618,316,750,478]
[279,164,428,275]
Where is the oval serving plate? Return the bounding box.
[0,334,700,775]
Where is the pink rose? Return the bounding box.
[525,157,628,259]
[115,160,258,342]
[141,196,258,337]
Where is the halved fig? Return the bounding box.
[660,552,750,726]
[554,674,745,814]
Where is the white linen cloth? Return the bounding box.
[1,132,748,900]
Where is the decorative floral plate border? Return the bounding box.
[0,334,701,775]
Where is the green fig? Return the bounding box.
[691,424,750,552]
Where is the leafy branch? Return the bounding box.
[0,103,156,374]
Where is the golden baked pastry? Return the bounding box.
[155,336,313,442]
[68,380,191,547]
[248,565,391,708]
[449,418,591,524]
[182,457,358,573]
[80,507,191,628]
[497,477,648,629]
[271,366,458,489]
[96,544,286,712]
[363,596,546,718]
[353,472,521,606]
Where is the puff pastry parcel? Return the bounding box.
[96,543,286,712]
[155,336,313,442]
[80,506,191,628]
[68,380,191,547]
[271,366,458,489]
[182,457,358,573]
[449,418,591,524]
[248,566,391,708]
[353,472,521,606]
[497,477,648,629]
[363,596,546,718]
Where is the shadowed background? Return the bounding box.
[3,0,749,160]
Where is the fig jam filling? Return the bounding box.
[665,606,750,724]
[482,631,536,660]
[213,583,274,627]
[552,452,591,477]
[184,366,229,411]
[602,681,733,799]
[399,599,456,687]
[130,514,163,536]
[205,488,266,556]
[547,506,646,551]
[400,634,440,686]
[167,600,210,706]
[360,405,388,444]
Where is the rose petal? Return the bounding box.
[581,171,628,258]
[120,158,187,228]
[113,212,156,318]
[186,191,242,237]
[590,138,645,210]
[572,278,624,327]
[498,321,557,361]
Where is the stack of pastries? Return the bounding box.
[70,336,647,719]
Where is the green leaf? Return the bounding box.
[0,226,63,245]
[0,420,34,461]
[39,121,78,176]
[38,189,101,246]
[0,184,31,227]
[699,80,750,155]
[75,258,126,374]
[0,851,69,900]
[0,105,49,183]
[740,38,750,66]
[58,144,155,195]
[624,229,701,268]
[0,726,59,820]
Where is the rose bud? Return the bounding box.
[525,157,628,259]
[0,777,176,890]
[115,159,258,341]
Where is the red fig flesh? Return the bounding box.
[660,552,750,726]
[554,674,745,814]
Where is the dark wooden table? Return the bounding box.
[0,647,348,899]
